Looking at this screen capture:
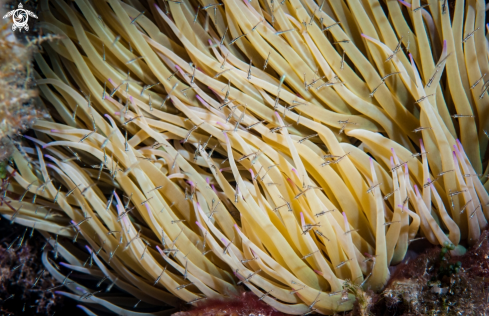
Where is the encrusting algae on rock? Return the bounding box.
[0,0,488,314]
[374,231,489,315]
[0,1,46,162]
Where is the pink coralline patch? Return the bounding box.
[172,292,286,316]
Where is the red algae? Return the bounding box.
[0,224,62,315]
[369,231,489,315]
[172,292,287,316]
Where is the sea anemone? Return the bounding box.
[0,0,488,314]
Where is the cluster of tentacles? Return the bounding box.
[0,0,488,314]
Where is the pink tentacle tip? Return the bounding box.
[398,0,410,7]
[196,95,205,103]
[129,96,134,103]
[50,129,59,133]
[390,156,395,166]
[175,65,181,71]
[414,184,420,195]
[195,221,204,229]
[249,169,254,178]
[206,177,210,184]
[144,203,151,212]
[292,168,299,178]
[314,270,324,275]
[114,112,120,115]
[369,157,374,167]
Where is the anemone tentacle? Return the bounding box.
[1,0,488,314]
